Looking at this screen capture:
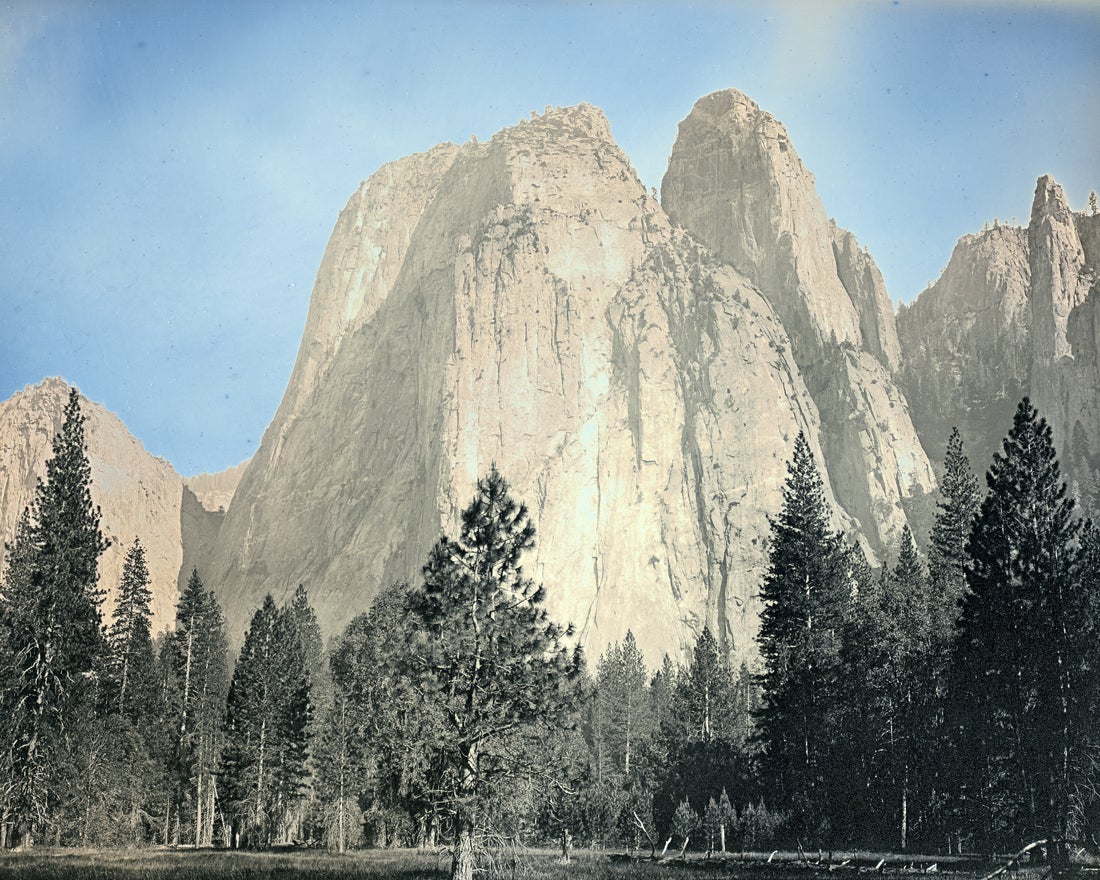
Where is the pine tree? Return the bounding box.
[672,797,700,853]
[649,654,676,734]
[595,631,649,778]
[165,569,229,846]
[754,432,850,840]
[951,399,1092,850]
[284,585,328,841]
[928,428,981,632]
[403,466,583,880]
[312,688,363,852]
[107,539,158,721]
[673,627,734,745]
[220,595,310,848]
[846,527,938,850]
[0,387,108,846]
[717,788,736,853]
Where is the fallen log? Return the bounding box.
[981,838,1049,880]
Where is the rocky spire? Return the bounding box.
[661,89,935,553]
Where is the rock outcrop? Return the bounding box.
[186,459,249,513]
[661,90,936,552]
[896,177,1099,512]
[1028,177,1100,505]
[6,95,1092,665]
[0,378,185,634]
[206,103,867,663]
[896,225,1031,472]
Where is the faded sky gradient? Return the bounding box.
[1,0,1097,475]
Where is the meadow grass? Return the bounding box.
[0,846,1045,880]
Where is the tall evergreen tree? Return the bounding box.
[672,627,733,745]
[754,432,850,840]
[327,581,446,849]
[595,631,649,778]
[0,387,108,846]
[951,399,1094,850]
[220,595,311,848]
[402,466,583,880]
[284,585,328,841]
[846,527,939,849]
[107,538,158,721]
[165,569,229,846]
[928,428,981,632]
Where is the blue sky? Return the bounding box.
[1,0,1097,476]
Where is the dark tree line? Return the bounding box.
[752,406,1100,855]
[2,389,1099,879]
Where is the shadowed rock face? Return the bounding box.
[661,89,936,555]
[205,98,918,665]
[0,378,185,634]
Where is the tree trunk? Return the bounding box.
[256,718,267,845]
[453,822,476,880]
[901,782,908,852]
[195,772,203,847]
[204,775,216,846]
[560,827,572,862]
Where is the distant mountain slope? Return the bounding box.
[0,378,185,633]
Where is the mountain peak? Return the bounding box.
[1032,174,1073,224]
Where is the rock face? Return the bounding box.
[896,225,1031,472]
[186,460,249,513]
[1029,178,1100,506]
[661,90,936,553]
[0,378,185,634]
[897,178,1100,511]
[208,97,928,663]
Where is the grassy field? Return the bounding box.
[0,846,1050,880]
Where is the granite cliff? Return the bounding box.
[11,91,1088,665]
[895,225,1031,472]
[897,177,1099,510]
[207,94,933,662]
[661,90,936,553]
